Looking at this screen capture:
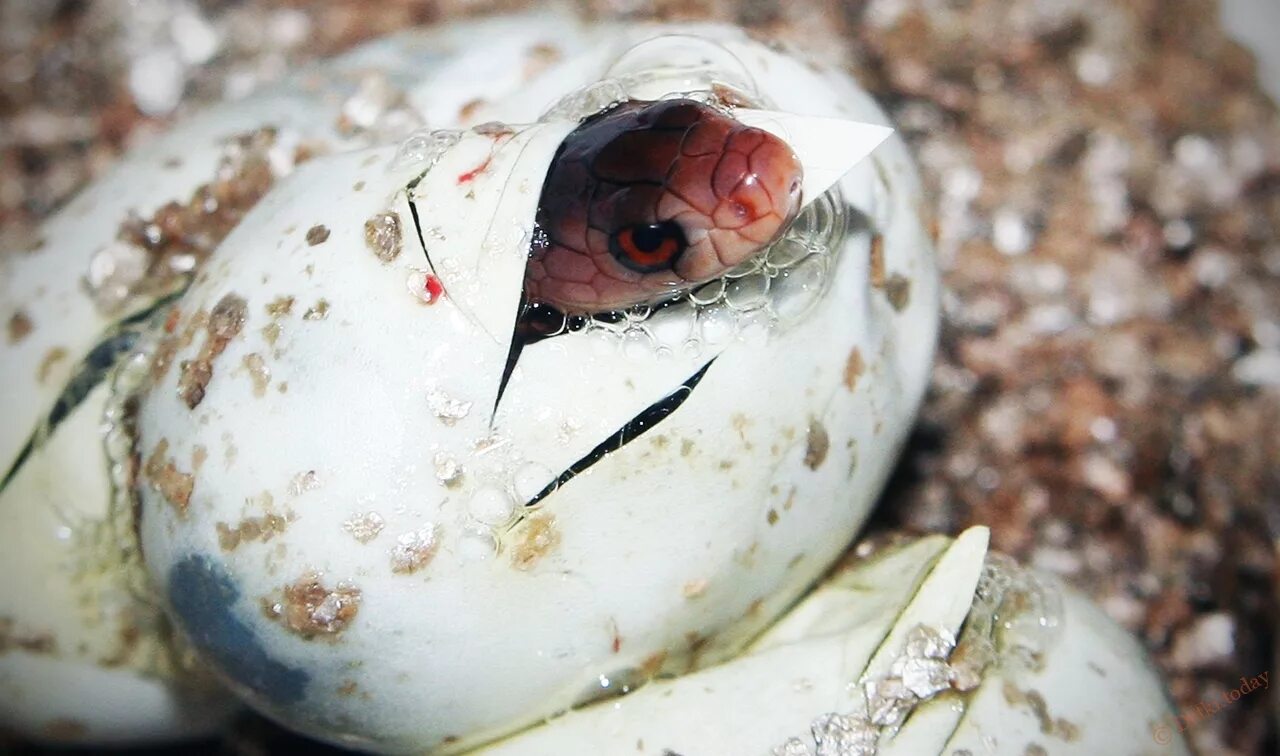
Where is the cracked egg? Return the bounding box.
[126,21,937,754]
[2,12,940,753]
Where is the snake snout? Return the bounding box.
[696,127,803,273]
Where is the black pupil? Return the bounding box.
[609,220,687,274]
[631,223,670,252]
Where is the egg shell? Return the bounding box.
[0,379,237,744]
[0,13,589,744]
[132,22,939,753]
[481,528,1192,755]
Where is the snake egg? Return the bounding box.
[130,21,936,754]
[0,11,941,752]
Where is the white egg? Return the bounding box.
[480,527,1192,756]
[123,17,938,754]
[0,10,601,745]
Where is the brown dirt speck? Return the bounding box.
[217,514,288,552]
[511,514,560,570]
[0,617,56,655]
[868,232,885,288]
[804,419,829,470]
[268,572,360,640]
[7,310,33,344]
[143,438,194,514]
[844,347,865,391]
[303,299,330,320]
[41,719,87,741]
[364,212,403,262]
[242,352,270,396]
[883,273,911,312]
[682,579,709,599]
[265,295,294,317]
[178,293,247,409]
[1002,682,1081,742]
[305,224,330,246]
[640,648,669,677]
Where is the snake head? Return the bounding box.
[525,98,804,313]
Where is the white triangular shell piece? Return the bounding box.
[733,108,894,209]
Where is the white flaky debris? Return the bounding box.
[433,451,463,486]
[389,524,440,574]
[426,388,473,425]
[343,511,386,544]
[812,713,878,756]
[773,624,962,755]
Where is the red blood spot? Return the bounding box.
[164,307,181,333]
[457,155,493,184]
[424,274,445,304]
[612,634,622,653]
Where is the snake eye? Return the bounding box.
[609,221,687,273]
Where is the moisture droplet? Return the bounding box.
[458,524,499,561]
[603,35,760,104]
[621,326,656,360]
[391,128,462,172]
[689,279,726,306]
[542,79,629,122]
[765,236,810,270]
[724,274,770,311]
[512,462,553,502]
[468,486,516,527]
[698,305,736,346]
[771,255,828,324]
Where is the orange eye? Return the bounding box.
[609,221,687,273]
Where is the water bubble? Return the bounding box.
[458,523,500,561]
[689,279,726,306]
[724,274,770,311]
[543,79,629,122]
[966,552,1064,675]
[645,304,697,349]
[512,463,553,502]
[765,237,810,270]
[468,486,516,527]
[771,255,828,324]
[621,326,656,360]
[391,128,462,172]
[624,303,652,323]
[603,35,761,106]
[699,305,736,345]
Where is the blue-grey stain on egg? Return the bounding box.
[168,554,310,705]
